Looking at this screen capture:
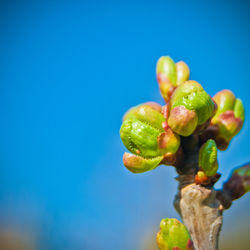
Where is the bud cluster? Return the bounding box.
[119,55,247,250]
[120,103,180,173]
[120,56,244,178]
[167,80,215,136]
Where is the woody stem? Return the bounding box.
[173,136,223,250]
[174,179,223,250]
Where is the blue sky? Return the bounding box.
[0,1,249,249]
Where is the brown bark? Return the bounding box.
[175,182,223,250]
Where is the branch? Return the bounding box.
[174,162,250,250]
[175,180,223,250]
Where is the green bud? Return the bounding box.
[212,90,244,143]
[157,218,194,250]
[171,81,215,125]
[120,106,180,160]
[120,118,162,157]
[123,152,163,173]
[156,56,177,86]
[168,81,214,136]
[176,61,190,85]
[158,128,181,154]
[199,139,218,176]
[170,80,203,101]
[212,90,235,120]
[168,106,198,136]
[216,111,243,140]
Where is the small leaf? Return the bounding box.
[199,139,218,176]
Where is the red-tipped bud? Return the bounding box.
[211,90,245,147]
[168,106,198,136]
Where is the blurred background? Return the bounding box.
[0,0,249,249]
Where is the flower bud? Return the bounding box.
[123,152,163,173]
[216,111,243,139]
[212,90,235,120]
[120,118,161,158]
[120,105,180,173]
[199,139,218,176]
[157,218,194,250]
[120,117,180,158]
[156,57,191,102]
[176,61,190,85]
[223,164,250,200]
[211,90,245,144]
[168,81,215,136]
[156,56,178,102]
[156,56,177,86]
[168,106,198,136]
[158,128,181,154]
